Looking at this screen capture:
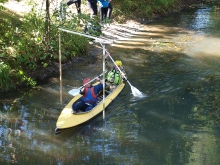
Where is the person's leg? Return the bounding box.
[91,2,98,16]
[103,7,108,20]
[87,1,97,17]
[107,3,112,19]
[85,105,94,112]
[72,100,84,113]
[75,0,81,13]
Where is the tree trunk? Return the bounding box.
[44,0,51,51]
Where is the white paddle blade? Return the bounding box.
[68,88,81,96]
[131,85,146,98]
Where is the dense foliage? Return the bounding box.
[0,1,96,92]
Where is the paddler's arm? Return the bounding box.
[95,77,104,84]
[79,87,85,94]
[94,77,107,94]
[96,77,107,88]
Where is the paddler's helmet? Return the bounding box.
[83,78,91,87]
[115,60,122,67]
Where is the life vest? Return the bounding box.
[82,87,97,105]
[107,69,122,85]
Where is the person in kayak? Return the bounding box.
[105,52,126,91]
[72,77,104,114]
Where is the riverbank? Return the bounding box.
[1,0,207,91]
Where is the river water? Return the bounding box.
[1,2,220,165]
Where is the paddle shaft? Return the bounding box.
[82,71,107,86]
[99,43,144,97]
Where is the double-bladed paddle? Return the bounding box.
[100,43,145,98]
[68,72,106,96]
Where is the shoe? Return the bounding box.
[72,110,77,114]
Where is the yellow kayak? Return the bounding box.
[55,82,125,134]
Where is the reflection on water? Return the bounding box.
[1,2,220,165]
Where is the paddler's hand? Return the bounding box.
[121,72,125,78]
[96,77,104,84]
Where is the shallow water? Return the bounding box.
[1,2,220,165]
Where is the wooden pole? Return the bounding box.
[102,44,106,119]
[59,32,62,108]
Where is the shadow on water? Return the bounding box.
[54,117,103,144]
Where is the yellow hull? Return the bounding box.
[55,83,125,132]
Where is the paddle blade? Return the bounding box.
[68,88,81,96]
[130,85,146,98]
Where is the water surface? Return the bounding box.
[1,2,220,165]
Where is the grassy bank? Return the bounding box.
[112,0,199,22]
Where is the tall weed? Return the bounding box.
[0,62,14,91]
